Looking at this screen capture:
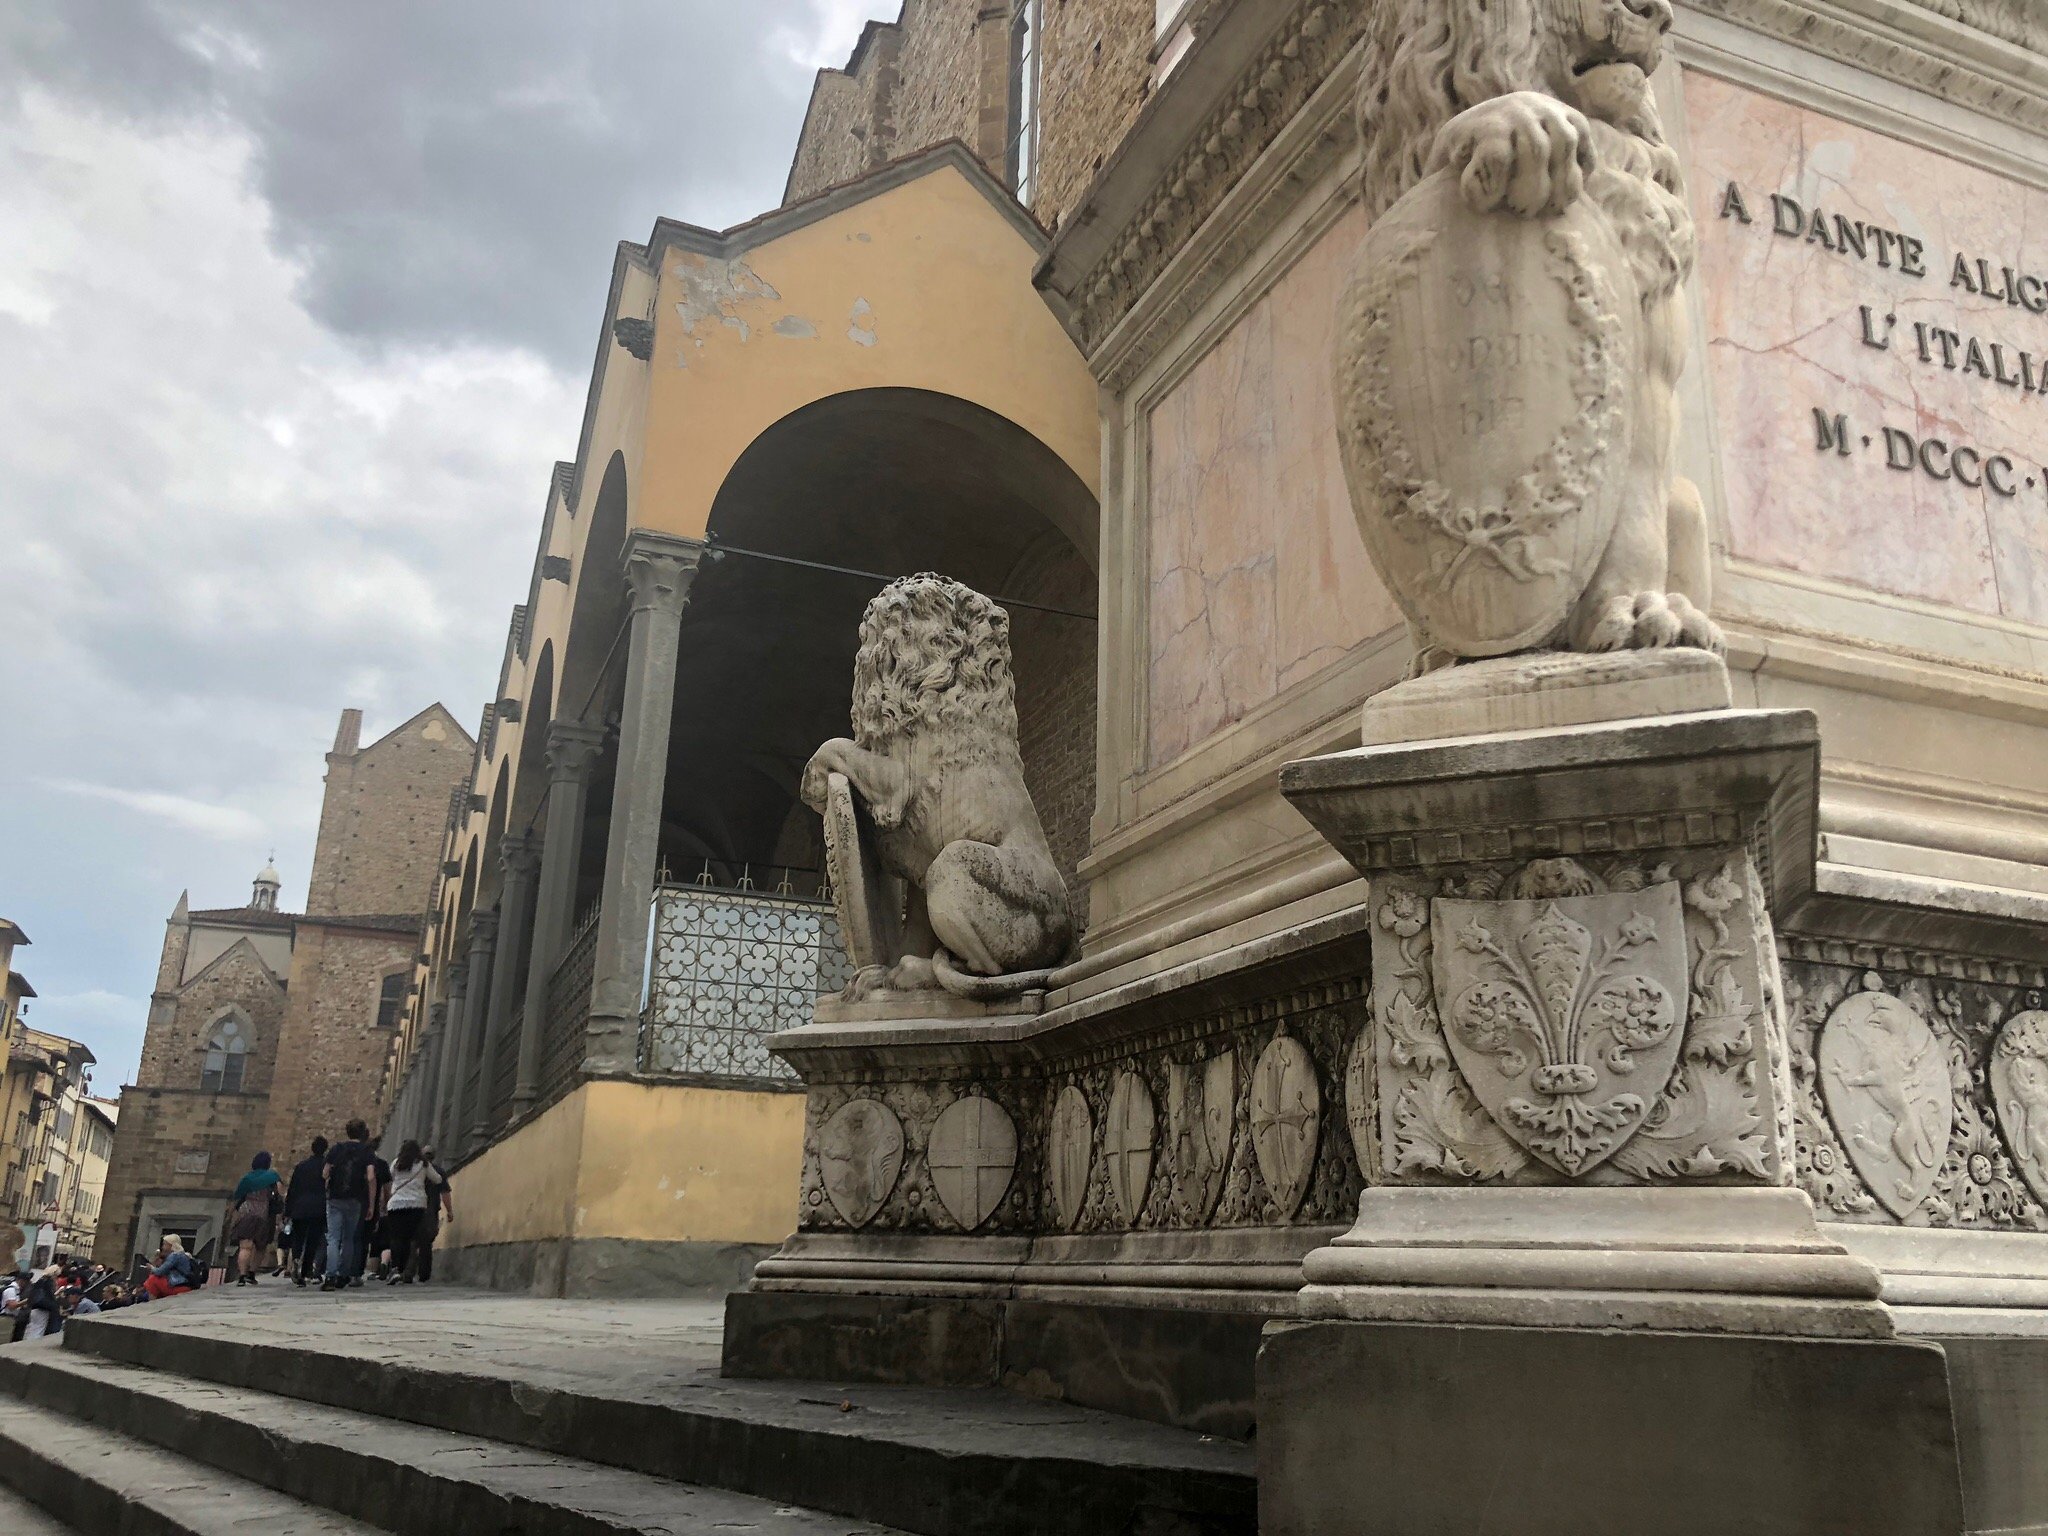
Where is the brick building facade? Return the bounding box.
[93,704,471,1273]
[783,0,1154,234]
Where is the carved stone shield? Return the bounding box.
[1992,1012,2048,1207]
[1167,1050,1235,1222]
[1431,884,1688,1176]
[1819,992,1953,1219]
[928,1095,1017,1232]
[1335,171,1635,656]
[817,1097,904,1228]
[820,771,902,977]
[1047,1084,1093,1230]
[1104,1071,1156,1226]
[1251,1035,1321,1218]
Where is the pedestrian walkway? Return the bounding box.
[0,1284,1253,1534]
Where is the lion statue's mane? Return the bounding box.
[851,573,1017,765]
[1355,0,1695,305]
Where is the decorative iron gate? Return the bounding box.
[641,877,851,1081]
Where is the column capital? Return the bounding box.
[500,831,542,882]
[621,530,704,620]
[428,1001,448,1031]
[468,908,501,949]
[445,960,469,991]
[545,720,607,783]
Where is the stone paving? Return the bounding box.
[8,1280,1255,1536]
[71,1280,1249,1468]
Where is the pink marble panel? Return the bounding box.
[1685,71,2048,625]
[1146,204,1399,769]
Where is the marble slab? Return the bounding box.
[1684,70,2048,628]
[1145,204,1401,768]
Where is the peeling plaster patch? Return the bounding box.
[672,252,780,344]
[848,297,876,347]
[773,315,818,340]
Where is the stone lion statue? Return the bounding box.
[801,574,1074,1001]
[1340,0,1723,666]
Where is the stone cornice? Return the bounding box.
[1685,0,2048,134]
[1038,0,2048,392]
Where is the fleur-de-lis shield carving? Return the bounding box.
[1430,884,1689,1176]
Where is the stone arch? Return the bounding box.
[559,451,630,724]
[649,385,1099,904]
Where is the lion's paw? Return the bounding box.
[1577,591,1721,651]
[1429,90,1594,219]
[1666,593,1727,655]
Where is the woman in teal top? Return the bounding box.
[229,1151,282,1286]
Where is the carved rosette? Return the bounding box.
[1369,853,1788,1188]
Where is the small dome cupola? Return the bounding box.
[251,855,282,912]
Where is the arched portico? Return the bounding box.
[555,147,1102,1079]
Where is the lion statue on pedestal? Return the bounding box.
[801,574,1074,1002]
[1339,0,1723,667]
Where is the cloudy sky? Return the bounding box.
[0,1,877,1091]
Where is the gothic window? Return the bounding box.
[1006,0,1040,202]
[374,971,406,1032]
[201,1016,249,1094]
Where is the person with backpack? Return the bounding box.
[321,1118,373,1291]
[284,1136,329,1287]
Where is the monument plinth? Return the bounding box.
[1281,700,1890,1337]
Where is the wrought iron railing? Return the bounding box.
[540,902,600,1101]
[640,877,851,1082]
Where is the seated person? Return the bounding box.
[141,1234,201,1299]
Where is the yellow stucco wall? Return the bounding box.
[638,165,1101,540]
[440,1079,804,1252]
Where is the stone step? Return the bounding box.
[0,1388,383,1535]
[0,1473,81,1534]
[60,1291,1254,1536]
[0,1346,903,1536]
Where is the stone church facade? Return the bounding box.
[93,704,472,1272]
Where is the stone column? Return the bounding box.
[418,1002,448,1152]
[584,532,701,1075]
[449,912,499,1156]
[432,973,467,1150]
[514,721,606,1116]
[470,834,540,1147]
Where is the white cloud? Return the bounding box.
[44,782,269,842]
[769,0,883,71]
[0,84,578,1085]
[0,5,822,1091]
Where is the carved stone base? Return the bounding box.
[1298,1186,1891,1337]
[1360,648,1732,745]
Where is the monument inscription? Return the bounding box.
[1686,71,2048,623]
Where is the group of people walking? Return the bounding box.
[222,1119,453,1292]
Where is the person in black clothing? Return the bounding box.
[283,1136,329,1287]
[322,1119,373,1290]
[357,1135,392,1280]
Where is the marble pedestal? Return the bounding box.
[1269,687,2036,1532]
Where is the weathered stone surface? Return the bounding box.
[1360,649,1732,745]
[726,1288,1267,1439]
[1258,1319,1964,1536]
